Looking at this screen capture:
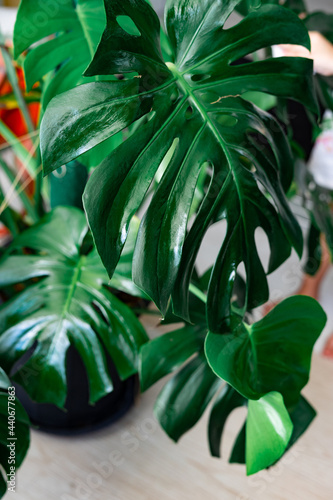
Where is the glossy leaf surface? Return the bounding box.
[14,0,107,106]
[205,296,327,406]
[140,324,206,391]
[246,391,293,475]
[40,0,317,333]
[0,207,148,408]
[208,384,246,458]
[229,394,316,466]
[154,353,222,442]
[139,292,323,472]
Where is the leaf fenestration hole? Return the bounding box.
[154,138,179,184]
[255,228,270,274]
[231,263,247,311]
[116,16,141,37]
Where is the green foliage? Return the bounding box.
[40,0,317,335]
[238,0,333,112]
[245,392,293,475]
[139,293,326,474]
[0,207,148,408]
[205,296,326,407]
[14,0,107,107]
[0,368,30,498]
[17,0,329,476]
[13,0,124,168]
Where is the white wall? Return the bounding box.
[0,7,16,35]
[310,0,333,12]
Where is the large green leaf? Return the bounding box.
[13,0,125,167]
[208,384,246,458]
[140,323,207,391]
[40,0,317,333]
[14,0,107,106]
[205,296,327,407]
[0,368,30,498]
[229,394,316,465]
[0,207,148,408]
[246,391,293,475]
[154,353,222,442]
[139,291,324,471]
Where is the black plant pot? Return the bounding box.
[13,345,138,435]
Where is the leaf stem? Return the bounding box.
[189,283,207,304]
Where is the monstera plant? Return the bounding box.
[238,0,333,263]
[0,206,148,407]
[7,0,329,482]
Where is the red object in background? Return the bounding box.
[0,53,40,146]
[0,48,40,202]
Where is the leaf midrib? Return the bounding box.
[167,63,248,264]
[62,255,85,319]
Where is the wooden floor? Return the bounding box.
[13,353,333,500]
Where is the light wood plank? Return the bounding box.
[12,353,333,500]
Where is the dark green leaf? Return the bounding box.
[14,0,107,105]
[303,220,322,276]
[139,324,206,391]
[287,395,316,451]
[0,207,148,408]
[50,160,88,210]
[229,423,246,464]
[154,353,221,442]
[208,384,246,457]
[40,0,317,332]
[41,78,154,175]
[205,296,327,406]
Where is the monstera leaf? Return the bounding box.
[0,368,30,498]
[0,207,148,408]
[238,1,333,111]
[14,0,107,107]
[13,0,125,167]
[139,293,325,474]
[205,296,326,406]
[40,0,317,333]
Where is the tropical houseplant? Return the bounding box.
[0,0,330,491]
[1,0,149,422]
[237,0,333,264]
[0,21,150,495]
